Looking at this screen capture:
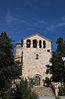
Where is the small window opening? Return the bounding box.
[39,40,42,48]
[36,54,39,59]
[47,49,50,52]
[33,39,37,48]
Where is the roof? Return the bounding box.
[22,33,52,42]
[16,43,21,45]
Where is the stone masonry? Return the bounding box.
[15,34,52,86]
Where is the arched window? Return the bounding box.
[33,39,37,48]
[39,40,42,48]
[43,40,46,48]
[26,39,31,48]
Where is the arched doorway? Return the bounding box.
[33,75,40,86]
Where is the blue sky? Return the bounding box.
[0,0,65,52]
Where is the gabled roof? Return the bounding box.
[22,33,52,42]
[16,43,21,45]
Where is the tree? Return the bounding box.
[46,37,65,82]
[0,32,37,99]
[0,32,21,98]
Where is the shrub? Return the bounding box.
[58,83,65,96]
[55,96,61,99]
[44,77,51,87]
[3,79,38,99]
[28,78,34,87]
[31,91,38,99]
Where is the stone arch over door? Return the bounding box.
[33,74,41,86]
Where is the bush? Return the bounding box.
[44,77,51,87]
[55,96,61,99]
[58,83,65,96]
[31,91,38,99]
[28,78,34,87]
[3,79,38,99]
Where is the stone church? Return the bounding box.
[15,34,52,86]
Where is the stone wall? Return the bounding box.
[16,34,52,86]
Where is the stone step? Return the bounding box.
[32,86,54,96]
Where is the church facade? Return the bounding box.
[15,34,52,86]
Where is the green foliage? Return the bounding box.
[55,96,61,99]
[44,77,51,87]
[31,91,38,99]
[0,32,21,98]
[59,83,65,96]
[0,32,37,99]
[3,89,12,99]
[4,79,38,99]
[0,32,14,68]
[46,37,65,82]
[28,78,35,87]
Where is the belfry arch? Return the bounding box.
[33,39,37,48]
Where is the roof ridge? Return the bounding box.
[22,33,52,42]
